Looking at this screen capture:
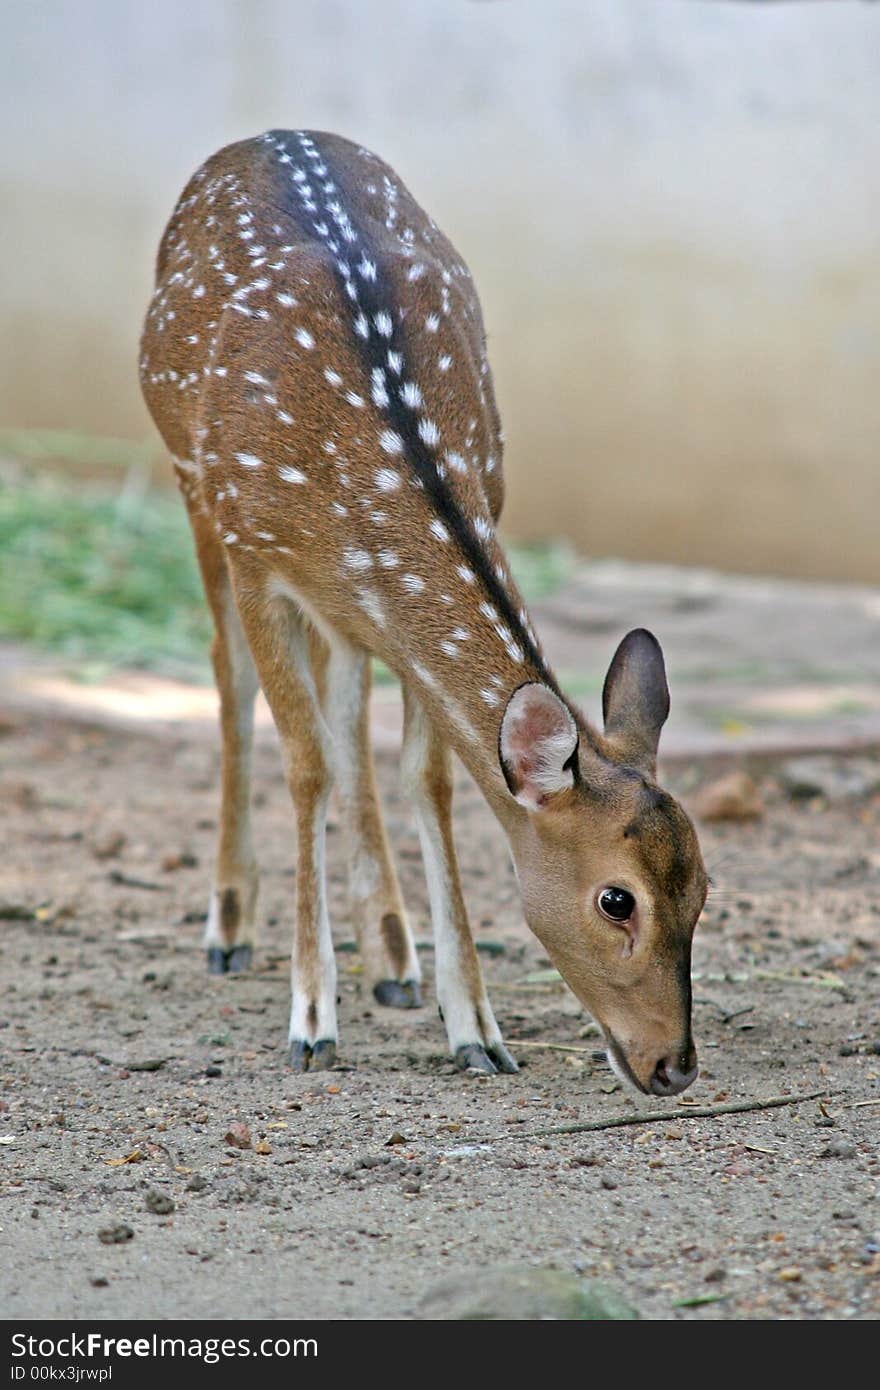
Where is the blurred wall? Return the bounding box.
[2,0,879,582]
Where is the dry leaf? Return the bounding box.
[104,1148,144,1167]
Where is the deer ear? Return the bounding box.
[499,683,579,810]
[602,628,670,776]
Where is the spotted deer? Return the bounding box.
[139,129,708,1095]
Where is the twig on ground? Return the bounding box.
[695,997,755,1024]
[754,968,846,992]
[108,870,167,892]
[506,1040,593,1055]
[510,1089,832,1140]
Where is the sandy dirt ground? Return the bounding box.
[1,701,879,1322]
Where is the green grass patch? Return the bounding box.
[0,460,575,680]
[0,467,212,678]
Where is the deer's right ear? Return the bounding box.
[499,683,579,811]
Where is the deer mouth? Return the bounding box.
[603,1033,651,1095]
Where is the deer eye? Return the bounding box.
[598,887,636,923]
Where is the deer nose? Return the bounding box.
[649,1046,698,1097]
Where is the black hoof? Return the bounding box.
[226,944,252,974]
[310,1039,337,1070]
[289,1040,312,1072]
[373,979,423,1010]
[288,1039,337,1072]
[206,947,228,975]
[487,1042,520,1074]
[454,1043,498,1074]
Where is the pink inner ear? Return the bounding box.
[500,683,578,807]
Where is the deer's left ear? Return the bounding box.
[602,628,670,777]
[499,683,579,811]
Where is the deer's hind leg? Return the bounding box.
[312,632,422,1009]
[183,490,260,975]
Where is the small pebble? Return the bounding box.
[92,831,126,861]
[823,1139,856,1159]
[98,1224,134,1245]
[224,1121,251,1150]
[145,1189,175,1216]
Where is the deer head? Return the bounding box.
[500,629,707,1095]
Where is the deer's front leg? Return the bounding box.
[401,685,517,1075]
[231,571,338,1071]
[317,635,422,1008]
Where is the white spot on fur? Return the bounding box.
[279,465,308,484]
[377,549,399,568]
[429,518,450,542]
[295,327,315,350]
[375,469,401,492]
[379,429,404,455]
[401,573,425,593]
[418,419,440,446]
[343,546,373,572]
[235,452,263,468]
[356,588,386,627]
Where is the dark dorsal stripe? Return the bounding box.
[264,128,557,693]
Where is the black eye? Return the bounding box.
[598,887,636,923]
